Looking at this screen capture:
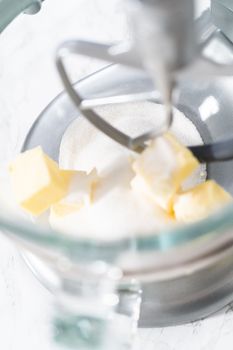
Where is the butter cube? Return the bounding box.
[131,174,161,207]
[9,147,73,216]
[174,180,232,223]
[50,202,83,218]
[132,133,199,212]
[50,168,99,218]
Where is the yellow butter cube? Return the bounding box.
[50,202,83,218]
[131,174,160,207]
[132,133,199,212]
[174,180,232,223]
[9,147,73,216]
[50,168,99,219]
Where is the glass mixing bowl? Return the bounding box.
[2,1,233,349]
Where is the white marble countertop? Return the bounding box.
[1,0,233,349]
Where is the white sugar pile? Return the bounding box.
[60,102,204,173]
[55,101,206,240]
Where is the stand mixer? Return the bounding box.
[3,0,233,348]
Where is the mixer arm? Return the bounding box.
[55,40,144,70]
[56,38,233,80]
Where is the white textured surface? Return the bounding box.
[0,0,233,349]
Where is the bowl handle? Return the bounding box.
[0,0,42,33]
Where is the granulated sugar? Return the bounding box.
[55,102,206,240]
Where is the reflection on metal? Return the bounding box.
[199,95,220,121]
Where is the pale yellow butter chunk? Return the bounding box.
[131,174,163,208]
[9,146,74,216]
[174,180,232,223]
[132,132,199,212]
[50,168,99,219]
[50,202,83,218]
